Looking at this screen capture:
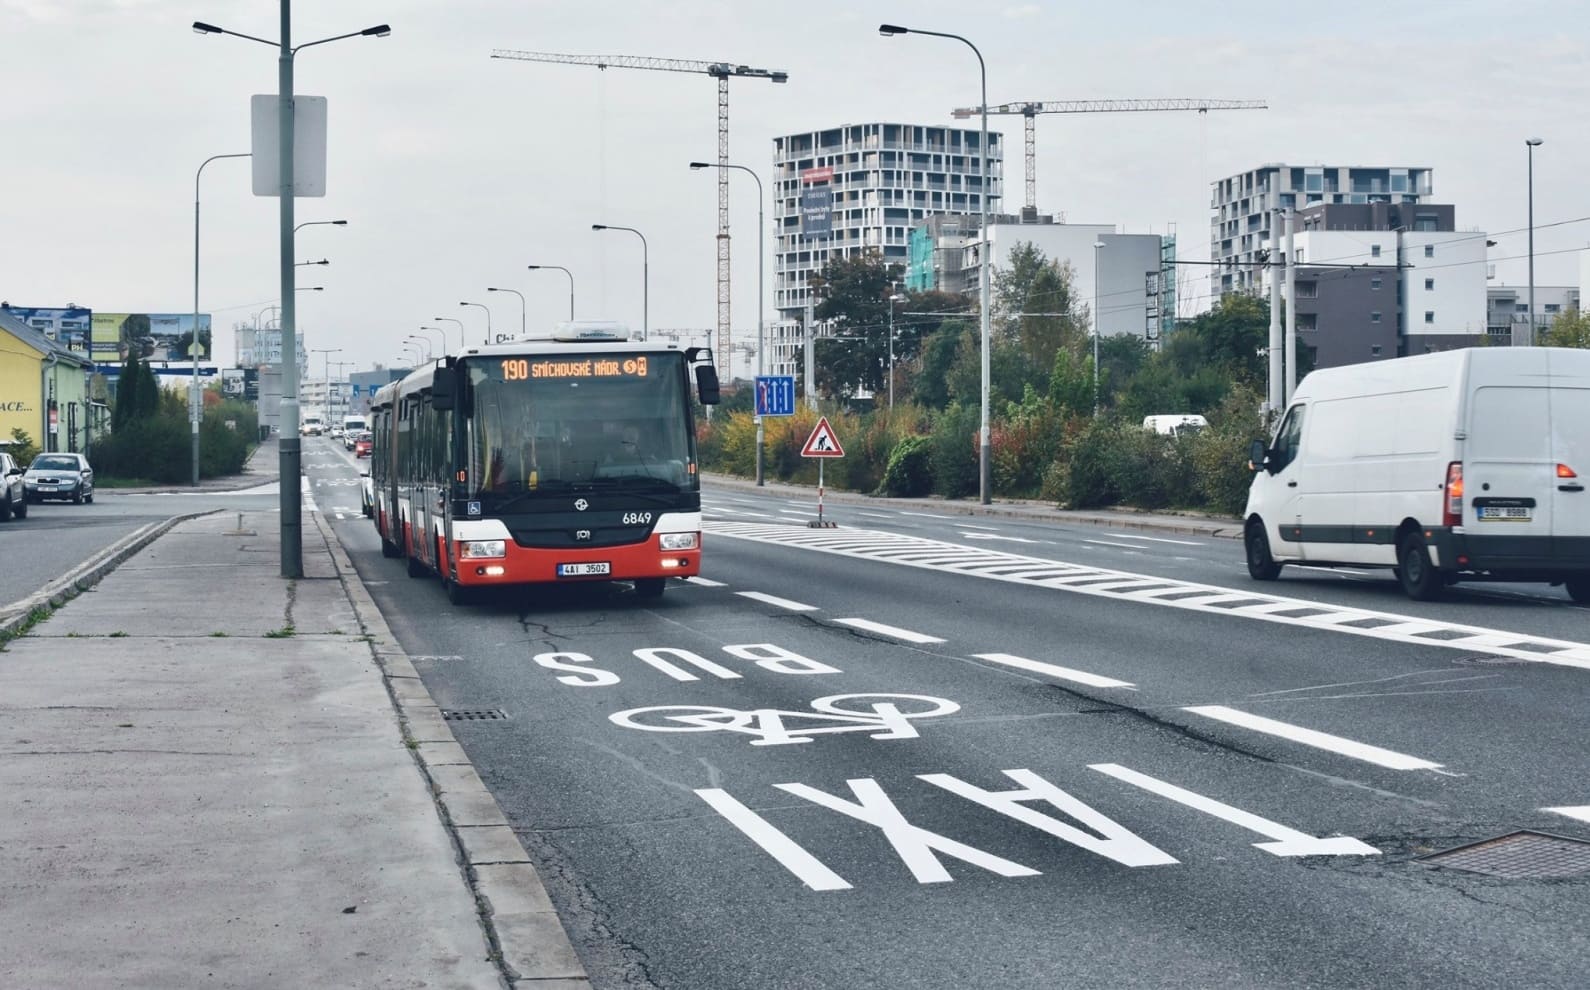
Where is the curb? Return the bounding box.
[310,512,589,988]
[0,509,221,641]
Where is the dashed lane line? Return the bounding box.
[972,653,1137,690]
[1544,806,1590,824]
[1182,705,1443,771]
[705,521,1590,670]
[684,576,728,587]
[833,618,946,644]
[1104,533,1206,547]
[1083,539,1151,550]
[736,591,820,612]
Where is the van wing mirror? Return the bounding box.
[1248,439,1268,472]
[429,360,457,411]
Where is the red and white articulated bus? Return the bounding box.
[368,328,720,605]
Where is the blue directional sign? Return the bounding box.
[755,375,796,417]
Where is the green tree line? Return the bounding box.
[94,353,258,483]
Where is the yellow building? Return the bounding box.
[0,308,101,456]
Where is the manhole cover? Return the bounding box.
[1418,830,1590,879]
[441,709,508,721]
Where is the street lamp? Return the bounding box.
[527,265,576,321]
[295,258,329,267]
[193,13,390,579]
[459,301,493,345]
[880,22,994,504]
[431,316,465,351]
[486,287,526,339]
[690,160,766,484]
[310,348,341,419]
[1526,137,1543,346]
[1093,240,1106,416]
[295,219,348,233]
[416,326,446,355]
[405,335,432,361]
[192,151,250,486]
[399,344,421,367]
[592,224,648,338]
[887,288,906,411]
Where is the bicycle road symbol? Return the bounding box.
[609,694,960,747]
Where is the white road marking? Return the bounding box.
[1182,705,1443,771]
[684,576,727,587]
[1089,764,1380,857]
[972,653,1136,689]
[1104,533,1205,546]
[778,509,819,518]
[833,618,945,644]
[959,523,997,531]
[1084,539,1151,550]
[696,789,852,891]
[737,591,819,612]
[961,533,1039,544]
[901,511,955,519]
[856,512,895,519]
[1544,806,1590,824]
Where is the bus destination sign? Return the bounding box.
[497,355,652,381]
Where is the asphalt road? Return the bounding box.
[316,451,1590,990]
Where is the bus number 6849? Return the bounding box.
[623,512,653,525]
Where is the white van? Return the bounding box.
[1244,347,1590,602]
[1143,414,1208,436]
[300,415,325,437]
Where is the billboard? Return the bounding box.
[800,186,833,237]
[0,305,93,355]
[91,312,212,363]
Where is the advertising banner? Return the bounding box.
[91,312,212,363]
[0,305,93,355]
[800,186,833,237]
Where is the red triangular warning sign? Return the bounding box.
[800,416,845,458]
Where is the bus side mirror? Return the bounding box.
[695,364,721,405]
[430,363,456,411]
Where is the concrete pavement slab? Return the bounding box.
[457,826,534,866]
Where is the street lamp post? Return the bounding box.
[527,265,576,321]
[193,11,389,579]
[310,347,340,420]
[295,219,348,234]
[487,287,526,339]
[1093,240,1105,415]
[405,335,432,361]
[431,317,465,351]
[880,23,993,504]
[295,258,329,267]
[887,287,906,411]
[690,161,766,484]
[416,326,446,356]
[1526,137,1543,346]
[459,302,493,345]
[192,151,251,487]
[592,224,648,338]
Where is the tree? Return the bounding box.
[994,241,1086,376]
[811,252,901,399]
[112,354,143,430]
[1543,308,1590,349]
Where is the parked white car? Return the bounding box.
[1244,347,1590,602]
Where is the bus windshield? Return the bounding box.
[464,351,696,500]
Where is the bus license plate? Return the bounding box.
[1477,506,1531,522]
[558,562,611,577]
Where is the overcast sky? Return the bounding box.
[2,0,1585,375]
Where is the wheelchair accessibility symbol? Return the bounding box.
[609,694,959,747]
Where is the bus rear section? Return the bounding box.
[387,338,718,602]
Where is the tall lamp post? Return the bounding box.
[193,13,390,579]
[887,287,906,411]
[1526,137,1543,346]
[296,219,348,234]
[459,302,493,345]
[416,326,446,356]
[690,160,766,484]
[310,347,340,420]
[1093,240,1105,415]
[880,23,993,504]
[405,335,432,361]
[528,265,576,321]
[431,316,465,351]
[592,224,648,338]
[192,151,251,487]
[486,287,526,339]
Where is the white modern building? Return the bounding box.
[770,122,1004,376]
[1488,284,1582,342]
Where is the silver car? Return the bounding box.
[0,452,27,520]
[24,452,94,504]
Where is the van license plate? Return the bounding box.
[1477,506,1531,522]
[558,562,611,577]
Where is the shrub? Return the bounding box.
[930,403,979,498]
[880,435,935,496]
[1059,416,1118,508]
[8,429,40,468]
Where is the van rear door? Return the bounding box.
[1549,384,1590,563]
[1464,386,1554,555]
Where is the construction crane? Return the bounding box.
[951,99,1268,219]
[492,49,788,367]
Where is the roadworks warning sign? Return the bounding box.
[800,417,845,458]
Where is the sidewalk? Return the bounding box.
[0,510,587,989]
[704,472,1245,539]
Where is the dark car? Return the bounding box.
[353,431,373,458]
[0,452,27,520]
[23,452,94,504]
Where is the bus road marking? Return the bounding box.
[1183,705,1443,771]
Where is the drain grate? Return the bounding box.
[441,709,508,721]
[1418,830,1590,879]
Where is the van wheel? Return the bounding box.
[1397,533,1444,601]
[1566,578,1590,605]
[1245,521,1282,581]
[633,578,666,600]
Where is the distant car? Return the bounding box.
[360,471,374,517]
[353,431,373,458]
[329,426,345,440]
[23,452,94,504]
[0,452,28,520]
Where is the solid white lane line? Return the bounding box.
[778,509,819,517]
[973,653,1136,689]
[685,576,727,587]
[901,511,955,519]
[737,591,819,612]
[959,523,997,531]
[696,789,851,891]
[1104,533,1205,546]
[1183,705,1442,771]
[1083,539,1150,550]
[856,512,895,519]
[1544,806,1590,824]
[834,618,945,644]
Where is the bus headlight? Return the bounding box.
[459,540,506,559]
[659,532,698,551]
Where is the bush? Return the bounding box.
[930,403,979,498]
[880,435,935,496]
[1189,387,1265,516]
[8,429,40,468]
[1060,417,1118,509]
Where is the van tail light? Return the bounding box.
[1558,463,1578,479]
[1443,461,1464,527]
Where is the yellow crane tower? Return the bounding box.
[951,98,1268,220]
[492,49,789,366]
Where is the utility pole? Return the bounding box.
[1267,231,1282,418]
[1284,209,1297,405]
